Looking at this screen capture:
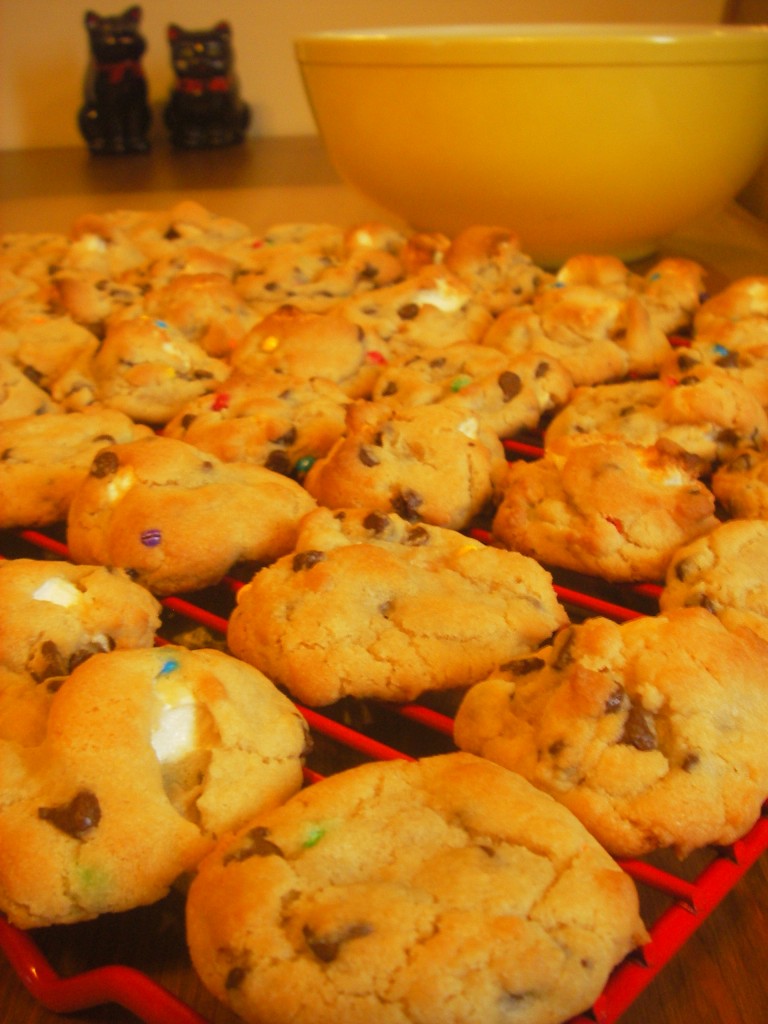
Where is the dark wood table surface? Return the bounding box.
[1,139,768,1024]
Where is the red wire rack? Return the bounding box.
[1,439,768,1024]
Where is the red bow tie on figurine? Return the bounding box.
[177,75,231,95]
[96,59,145,85]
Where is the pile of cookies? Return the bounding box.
[2,200,768,1024]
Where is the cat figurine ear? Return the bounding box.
[78,5,152,155]
[164,20,251,149]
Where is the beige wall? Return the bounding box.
[0,0,730,151]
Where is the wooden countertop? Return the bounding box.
[1,137,768,1024]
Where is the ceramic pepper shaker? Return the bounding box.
[77,5,152,155]
[163,21,251,149]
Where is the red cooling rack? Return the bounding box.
[1,438,768,1024]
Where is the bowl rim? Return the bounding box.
[295,22,768,66]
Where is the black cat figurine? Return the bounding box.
[164,21,251,149]
[78,6,152,155]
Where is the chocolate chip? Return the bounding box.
[225,966,249,990]
[68,641,110,672]
[397,302,419,320]
[534,361,549,378]
[266,450,292,475]
[682,753,700,772]
[675,352,697,371]
[363,511,390,534]
[716,428,740,447]
[620,702,657,751]
[501,656,545,676]
[392,489,423,522]
[405,524,429,545]
[548,739,565,756]
[292,550,325,572]
[498,370,522,402]
[180,413,196,430]
[303,922,373,963]
[358,262,379,280]
[223,825,284,864]
[689,593,718,614]
[38,789,101,839]
[358,445,380,467]
[90,450,119,478]
[29,640,67,683]
[275,427,297,446]
[552,629,575,670]
[673,556,695,582]
[603,685,625,714]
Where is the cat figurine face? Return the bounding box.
[164,22,251,149]
[77,5,152,155]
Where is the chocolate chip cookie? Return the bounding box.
[186,752,647,1024]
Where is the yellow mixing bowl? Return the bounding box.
[295,24,768,266]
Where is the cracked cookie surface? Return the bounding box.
[0,645,309,927]
[227,506,568,705]
[186,752,647,1024]
[660,518,768,643]
[0,407,153,528]
[66,434,316,594]
[303,400,508,531]
[492,437,719,582]
[454,609,768,858]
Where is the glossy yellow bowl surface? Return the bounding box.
[295,24,768,265]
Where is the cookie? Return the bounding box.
[52,268,148,332]
[232,221,406,314]
[693,274,768,349]
[66,434,317,595]
[711,444,768,519]
[0,356,62,420]
[543,365,768,469]
[341,265,493,359]
[660,519,768,643]
[441,225,551,314]
[227,506,568,705]
[492,438,720,581]
[1,313,99,393]
[0,553,161,671]
[303,399,507,531]
[371,345,573,440]
[454,609,768,858]
[0,645,309,928]
[186,752,647,1024]
[163,369,350,475]
[635,257,707,335]
[664,335,768,411]
[52,315,230,424]
[230,305,383,400]
[0,407,153,529]
[482,275,672,386]
[138,271,261,357]
[64,200,250,279]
